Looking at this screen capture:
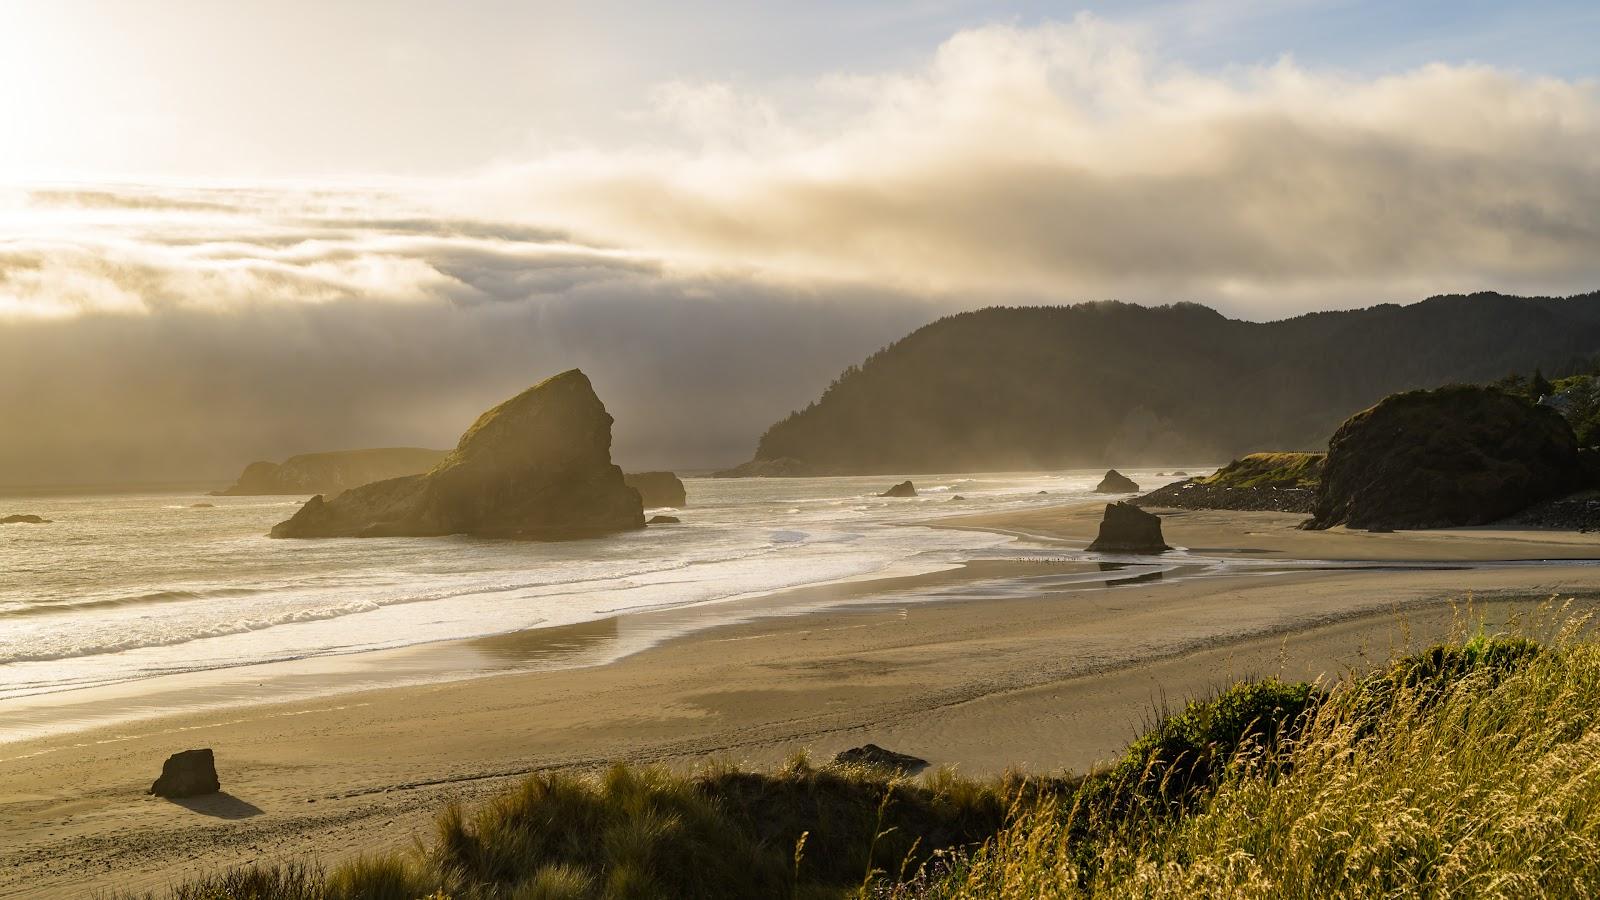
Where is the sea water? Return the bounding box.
[0,471,1183,737]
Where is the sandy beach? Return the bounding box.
[5,503,1600,898]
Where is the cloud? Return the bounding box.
[2,16,1599,484]
[463,17,1600,311]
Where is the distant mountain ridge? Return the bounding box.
[734,291,1600,475]
[215,447,447,496]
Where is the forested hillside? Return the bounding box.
[738,291,1600,473]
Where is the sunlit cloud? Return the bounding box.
[2,15,1598,484]
[465,17,1600,310]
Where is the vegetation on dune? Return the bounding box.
[1198,453,1324,490]
[127,608,1600,900]
[923,616,1600,899]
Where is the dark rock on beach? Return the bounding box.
[1306,385,1584,531]
[1,514,50,524]
[1505,493,1600,532]
[1133,480,1317,514]
[149,748,220,798]
[832,744,928,773]
[1094,469,1140,493]
[1087,501,1170,553]
[270,370,644,540]
[624,471,687,508]
[879,480,917,497]
[647,514,681,525]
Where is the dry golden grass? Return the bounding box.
[920,607,1600,899]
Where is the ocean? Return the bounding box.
[0,470,1186,741]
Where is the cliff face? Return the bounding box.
[734,291,1600,475]
[216,448,446,497]
[271,370,644,539]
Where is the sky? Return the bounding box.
[1,0,1598,485]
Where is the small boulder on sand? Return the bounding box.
[0,514,49,524]
[647,515,681,525]
[1087,502,1170,553]
[149,748,220,798]
[832,744,928,773]
[879,481,916,498]
[1094,469,1140,493]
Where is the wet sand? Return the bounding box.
[3,504,1600,897]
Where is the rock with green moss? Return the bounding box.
[1202,452,1323,489]
[1307,385,1584,530]
[271,370,644,539]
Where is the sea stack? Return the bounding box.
[1306,385,1584,531]
[879,480,917,497]
[624,471,687,507]
[148,748,220,798]
[1095,469,1141,493]
[1087,502,1170,552]
[270,370,645,539]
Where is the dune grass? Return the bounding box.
[122,606,1600,899]
[917,613,1600,898]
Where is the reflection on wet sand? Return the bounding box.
[474,617,622,664]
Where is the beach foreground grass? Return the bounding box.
[120,606,1600,899]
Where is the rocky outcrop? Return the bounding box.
[1087,502,1170,552]
[149,748,220,798]
[832,744,928,773]
[216,448,446,497]
[647,514,681,525]
[1094,469,1140,493]
[0,514,50,524]
[879,480,917,497]
[1507,494,1600,532]
[1307,385,1585,531]
[624,471,687,507]
[1134,480,1316,514]
[712,457,813,478]
[271,370,644,540]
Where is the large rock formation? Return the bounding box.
[879,480,917,497]
[271,370,644,539]
[1,514,50,524]
[149,748,220,798]
[215,448,446,497]
[624,471,687,507]
[1307,385,1585,531]
[1095,469,1140,493]
[1087,502,1170,552]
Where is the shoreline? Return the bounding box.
[5,502,1600,896]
